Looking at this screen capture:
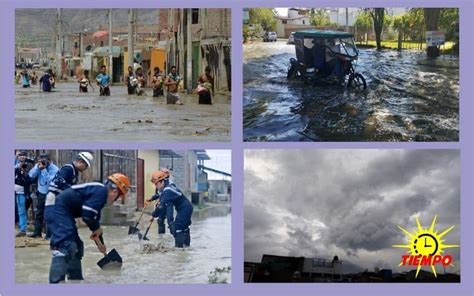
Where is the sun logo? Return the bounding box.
[392,215,459,278]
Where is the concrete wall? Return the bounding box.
[158,9,231,41]
[208,180,231,202]
[159,150,199,197]
[138,150,160,201]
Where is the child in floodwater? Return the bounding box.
[77,70,92,93]
[135,67,146,96]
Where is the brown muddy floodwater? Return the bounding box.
[15,82,231,142]
[15,204,231,284]
[244,41,459,142]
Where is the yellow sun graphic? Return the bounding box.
[392,215,459,278]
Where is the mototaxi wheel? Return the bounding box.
[347,72,367,90]
[287,65,298,80]
[287,58,298,80]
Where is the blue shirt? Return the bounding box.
[96,73,110,87]
[21,74,30,87]
[29,163,59,194]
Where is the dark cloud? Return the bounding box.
[244,150,460,273]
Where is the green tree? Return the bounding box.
[439,8,459,41]
[392,15,405,51]
[424,8,441,57]
[407,9,424,43]
[354,10,372,45]
[368,8,385,50]
[249,8,277,32]
[310,8,330,26]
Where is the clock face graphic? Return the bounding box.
[413,233,439,256]
[393,215,459,278]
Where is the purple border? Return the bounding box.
[1,0,473,295]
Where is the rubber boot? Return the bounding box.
[49,251,67,284]
[184,228,191,247]
[175,231,185,248]
[158,219,166,234]
[67,258,84,280]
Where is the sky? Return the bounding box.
[275,8,288,17]
[204,150,231,180]
[244,149,460,274]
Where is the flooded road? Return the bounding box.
[15,82,231,142]
[243,41,459,141]
[15,204,231,284]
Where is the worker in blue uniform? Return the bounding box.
[146,170,174,234]
[48,173,130,283]
[44,152,94,239]
[149,170,193,248]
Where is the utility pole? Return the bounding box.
[128,9,134,71]
[134,10,138,45]
[345,8,349,32]
[186,9,192,93]
[56,8,62,78]
[80,29,84,58]
[108,9,113,81]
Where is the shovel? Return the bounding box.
[94,236,123,269]
[138,218,154,241]
[128,203,148,235]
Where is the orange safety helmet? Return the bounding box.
[151,170,170,184]
[107,173,130,197]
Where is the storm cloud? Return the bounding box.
[244,149,460,274]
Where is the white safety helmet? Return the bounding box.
[78,152,93,167]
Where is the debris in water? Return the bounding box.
[142,243,171,254]
[208,266,231,284]
[15,236,50,248]
[195,127,211,136]
[122,119,154,124]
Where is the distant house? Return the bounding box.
[245,254,343,282]
[275,8,312,38]
[208,179,231,202]
[157,8,231,92]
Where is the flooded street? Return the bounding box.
[15,82,231,142]
[15,204,231,284]
[243,41,459,141]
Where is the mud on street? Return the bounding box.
[15,204,231,284]
[15,83,231,142]
[243,40,459,142]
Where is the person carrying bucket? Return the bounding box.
[48,173,130,283]
[149,170,193,248]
